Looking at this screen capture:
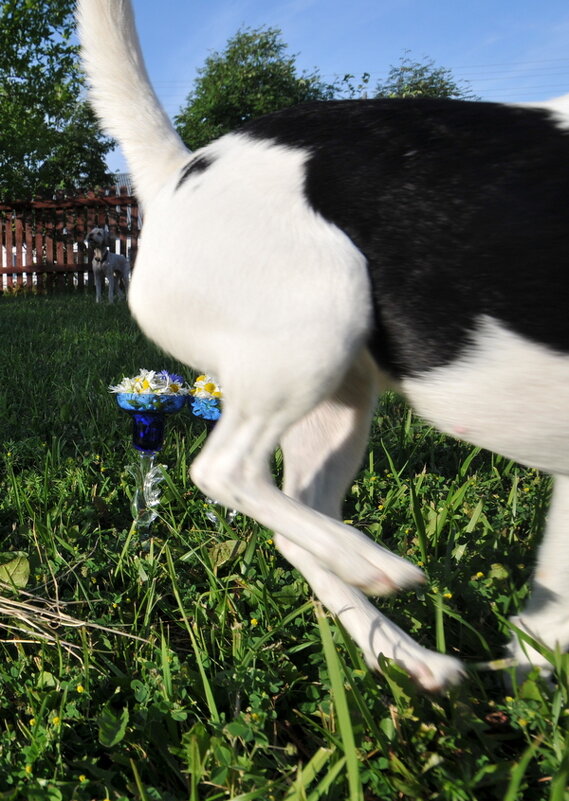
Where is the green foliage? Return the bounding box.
[174,26,336,150]
[0,294,566,799]
[375,52,478,100]
[0,0,113,200]
[175,30,477,152]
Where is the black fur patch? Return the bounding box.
[241,99,569,377]
[177,155,212,190]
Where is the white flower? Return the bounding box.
[109,369,190,395]
[191,374,222,400]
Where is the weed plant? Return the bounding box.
[0,293,567,801]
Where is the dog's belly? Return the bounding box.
[401,316,569,475]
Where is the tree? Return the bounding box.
[175,27,337,150]
[0,0,113,200]
[374,53,477,100]
[175,29,478,151]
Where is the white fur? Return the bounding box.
[404,317,569,475]
[518,92,569,130]
[77,0,569,691]
[129,135,374,383]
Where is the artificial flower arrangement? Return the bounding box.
[109,369,190,412]
[110,369,224,531]
[110,368,223,422]
[190,374,222,421]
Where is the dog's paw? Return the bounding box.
[408,653,465,692]
[505,615,557,684]
[365,647,465,692]
[348,538,425,597]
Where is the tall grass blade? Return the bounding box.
[315,604,363,801]
[164,544,220,722]
[503,736,544,801]
[283,747,334,801]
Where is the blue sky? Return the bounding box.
[106,0,569,171]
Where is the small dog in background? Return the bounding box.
[87,227,130,303]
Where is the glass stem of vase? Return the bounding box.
[130,452,164,536]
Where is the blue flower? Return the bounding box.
[191,397,221,421]
[158,370,185,385]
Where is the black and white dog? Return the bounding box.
[87,226,130,303]
[78,0,569,690]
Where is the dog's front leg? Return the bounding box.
[94,268,102,303]
[507,474,569,680]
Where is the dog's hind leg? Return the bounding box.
[190,348,424,599]
[280,350,380,521]
[275,350,464,690]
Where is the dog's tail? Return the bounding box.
[76,0,190,207]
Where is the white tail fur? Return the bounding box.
[76,0,190,206]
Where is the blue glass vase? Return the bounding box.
[115,393,186,532]
[116,392,186,454]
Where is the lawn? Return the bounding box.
[0,292,567,801]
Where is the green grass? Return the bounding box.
[0,292,567,801]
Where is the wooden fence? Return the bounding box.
[0,189,139,293]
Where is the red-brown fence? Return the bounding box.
[0,189,139,293]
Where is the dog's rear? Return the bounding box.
[78,0,569,689]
